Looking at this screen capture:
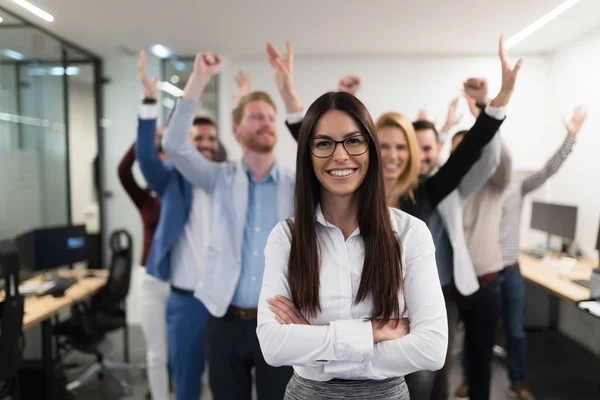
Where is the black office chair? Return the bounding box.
[54,229,136,396]
[0,247,24,400]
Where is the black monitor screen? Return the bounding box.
[16,225,88,272]
[530,202,577,240]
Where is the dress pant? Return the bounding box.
[167,287,209,400]
[457,278,500,400]
[139,271,171,400]
[205,312,293,400]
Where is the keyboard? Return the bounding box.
[572,279,591,289]
[522,250,545,259]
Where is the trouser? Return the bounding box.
[497,263,527,384]
[139,271,170,400]
[167,287,209,400]
[429,293,460,399]
[205,312,293,400]
[457,278,500,400]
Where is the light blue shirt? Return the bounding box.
[231,162,280,308]
[429,210,453,287]
[161,98,296,317]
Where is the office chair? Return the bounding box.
[0,248,24,400]
[54,229,137,396]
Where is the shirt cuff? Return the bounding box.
[484,104,506,120]
[331,319,374,362]
[286,111,305,125]
[139,104,158,120]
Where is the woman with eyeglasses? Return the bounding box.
[256,91,448,399]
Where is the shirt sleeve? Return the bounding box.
[323,218,448,378]
[521,135,576,195]
[161,98,221,193]
[256,222,375,368]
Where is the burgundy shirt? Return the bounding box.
[118,144,161,266]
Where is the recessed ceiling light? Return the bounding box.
[170,75,180,84]
[12,0,54,22]
[150,44,172,59]
[2,49,26,60]
[0,17,4,23]
[505,0,585,49]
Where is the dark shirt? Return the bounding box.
[117,144,161,266]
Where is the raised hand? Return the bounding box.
[564,105,587,137]
[416,109,429,121]
[441,97,463,133]
[191,52,223,79]
[183,52,223,100]
[490,35,524,108]
[338,75,362,96]
[464,93,481,118]
[234,71,252,103]
[267,296,310,325]
[266,42,295,94]
[138,50,158,99]
[463,78,489,105]
[266,41,303,113]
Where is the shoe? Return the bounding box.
[508,384,535,400]
[453,382,469,400]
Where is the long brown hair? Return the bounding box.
[375,112,420,206]
[288,91,403,322]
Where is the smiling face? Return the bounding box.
[233,100,277,153]
[377,125,409,183]
[310,109,370,200]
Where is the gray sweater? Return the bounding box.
[436,133,502,295]
[463,142,513,277]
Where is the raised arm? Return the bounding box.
[257,223,375,367]
[521,106,585,195]
[162,52,224,193]
[487,141,513,191]
[134,50,170,195]
[118,144,149,208]
[456,80,502,197]
[424,35,523,208]
[267,42,304,142]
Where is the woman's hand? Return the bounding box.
[267,296,310,325]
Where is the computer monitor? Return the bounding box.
[15,225,88,278]
[530,201,578,247]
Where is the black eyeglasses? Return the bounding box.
[309,134,370,158]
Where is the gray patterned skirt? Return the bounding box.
[284,373,410,400]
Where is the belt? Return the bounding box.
[228,305,258,320]
[170,285,194,297]
[477,272,498,285]
[501,262,519,272]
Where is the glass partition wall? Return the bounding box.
[0,6,105,268]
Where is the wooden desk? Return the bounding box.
[519,254,594,302]
[1,269,108,399]
[1,269,108,330]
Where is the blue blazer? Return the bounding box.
[135,118,192,281]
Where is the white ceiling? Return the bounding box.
[0,0,599,58]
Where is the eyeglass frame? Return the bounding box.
[308,134,370,158]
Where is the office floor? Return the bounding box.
[64,326,600,400]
